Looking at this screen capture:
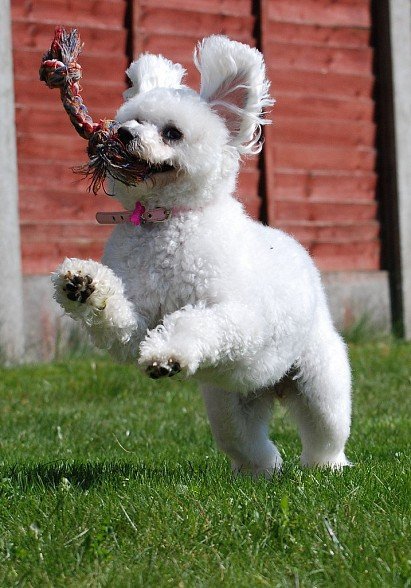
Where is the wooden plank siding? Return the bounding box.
[12,0,379,274]
[12,0,129,274]
[261,0,379,270]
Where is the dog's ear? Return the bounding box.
[195,36,274,154]
[123,54,186,100]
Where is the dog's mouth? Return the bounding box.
[143,160,175,176]
[75,129,178,195]
[125,138,176,177]
[124,158,179,193]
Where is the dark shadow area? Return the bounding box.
[252,0,269,226]
[1,459,211,491]
[371,0,404,336]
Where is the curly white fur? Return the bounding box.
[195,35,274,154]
[124,54,187,100]
[52,36,351,476]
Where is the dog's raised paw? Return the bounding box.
[146,358,181,379]
[62,271,95,303]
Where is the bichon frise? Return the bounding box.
[52,36,351,476]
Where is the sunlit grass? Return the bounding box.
[0,342,409,586]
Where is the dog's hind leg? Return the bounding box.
[281,320,352,469]
[201,384,282,477]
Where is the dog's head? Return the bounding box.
[113,35,273,208]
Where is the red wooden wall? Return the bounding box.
[261,0,378,271]
[11,0,379,274]
[12,0,129,274]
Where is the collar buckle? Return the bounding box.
[141,207,172,224]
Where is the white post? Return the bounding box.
[389,0,411,339]
[0,0,25,362]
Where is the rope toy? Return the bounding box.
[39,26,150,194]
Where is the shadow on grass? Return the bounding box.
[2,459,212,491]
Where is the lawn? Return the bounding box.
[0,341,409,587]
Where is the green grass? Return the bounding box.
[0,342,409,587]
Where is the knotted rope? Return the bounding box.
[39,27,150,194]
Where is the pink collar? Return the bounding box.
[96,201,191,226]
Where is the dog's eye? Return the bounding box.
[162,125,183,142]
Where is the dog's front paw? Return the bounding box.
[146,358,182,379]
[138,322,200,377]
[52,258,119,314]
[62,271,95,303]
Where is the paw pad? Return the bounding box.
[62,271,95,303]
[146,358,181,379]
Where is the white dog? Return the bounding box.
[52,36,351,476]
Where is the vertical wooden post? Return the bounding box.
[374,0,411,338]
[0,0,25,362]
[389,0,411,338]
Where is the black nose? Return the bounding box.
[117,126,135,145]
